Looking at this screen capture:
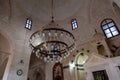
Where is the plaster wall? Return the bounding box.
[84,55,120,80]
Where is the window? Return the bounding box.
[71,18,78,30]
[101,19,119,38]
[25,18,32,30]
[93,70,109,80]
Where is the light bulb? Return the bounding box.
[43,33,45,37]
[48,32,51,36]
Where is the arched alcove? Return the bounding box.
[97,45,106,56]
[74,52,88,80]
[27,53,46,80]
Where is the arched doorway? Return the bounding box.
[74,52,88,80]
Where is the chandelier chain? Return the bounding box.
[51,0,54,22]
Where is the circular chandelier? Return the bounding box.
[29,21,76,62]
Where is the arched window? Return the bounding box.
[71,18,78,30]
[101,19,119,38]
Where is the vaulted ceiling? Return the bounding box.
[15,0,86,21]
[0,0,120,52]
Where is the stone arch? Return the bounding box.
[0,28,14,80]
[74,52,89,80]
